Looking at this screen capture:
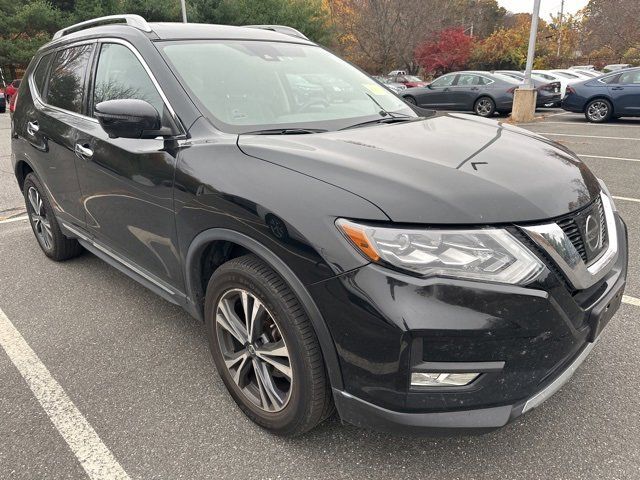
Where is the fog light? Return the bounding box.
[411,372,480,387]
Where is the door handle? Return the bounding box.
[27,121,39,136]
[74,143,94,159]
[611,86,624,90]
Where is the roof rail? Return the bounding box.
[52,14,152,40]
[244,25,309,41]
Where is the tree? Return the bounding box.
[582,0,640,62]
[414,28,474,76]
[0,0,66,78]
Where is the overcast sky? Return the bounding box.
[496,0,589,20]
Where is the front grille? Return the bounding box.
[557,216,586,262]
[555,196,607,264]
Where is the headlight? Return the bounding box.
[336,219,543,284]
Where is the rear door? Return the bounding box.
[74,40,184,290]
[609,70,640,115]
[23,43,95,228]
[450,73,484,110]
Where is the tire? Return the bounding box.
[584,98,613,123]
[205,254,333,436]
[23,173,83,261]
[0,107,5,113]
[474,96,496,117]
[403,95,417,105]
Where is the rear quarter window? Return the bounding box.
[32,53,53,98]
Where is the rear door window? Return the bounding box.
[619,70,640,85]
[46,44,93,114]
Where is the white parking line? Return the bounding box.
[579,154,640,163]
[623,295,640,307]
[0,307,130,480]
[528,121,640,128]
[613,195,640,204]
[538,132,640,141]
[0,214,28,224]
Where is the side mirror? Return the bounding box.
[95,99,173,139]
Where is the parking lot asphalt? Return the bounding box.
[1,109,640,480]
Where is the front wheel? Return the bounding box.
[205,254,333,436]
[585,99,612,123]
[474,97,496,117]
[403,95,417,105]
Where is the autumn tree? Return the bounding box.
[414,28,474,76]
[582,0,640,62]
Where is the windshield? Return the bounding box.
[160,40,415,133]
[405,76,422,82]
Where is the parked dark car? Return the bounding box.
[402,71,524,116]
[495,70,562,107]
[562,67,640,122]
[12,16,627,436]
[0,91,5,113]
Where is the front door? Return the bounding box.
[74,41,183,290]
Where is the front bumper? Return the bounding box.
[309,214,627,433]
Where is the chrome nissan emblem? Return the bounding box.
[584,214,601,250]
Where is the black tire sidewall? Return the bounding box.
[205,261,316,434]
[404,96,416,105]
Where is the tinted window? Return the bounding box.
[33,53,53,97]
[47,44,93,113]
[600,74,622,84]
[431,75,456,87]
[457,74,479,86]
[93,43,164,117]
[619,70,640,85]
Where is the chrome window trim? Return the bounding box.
[30,37,185,135]
[520,193,618,290]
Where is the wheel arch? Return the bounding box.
[185,228,344,389]
[14,159,34,191]
[584,95,615,113]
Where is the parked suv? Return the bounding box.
[12,16,627,436]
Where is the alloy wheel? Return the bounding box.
[215,288,293,412]
[587,101,609,121]
[27,187,53,250]
[476,98,493,116]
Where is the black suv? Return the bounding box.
[11,15,627,436]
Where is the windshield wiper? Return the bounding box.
[339,116,418,131]
[364,92,412,119]
[241,128,327,135]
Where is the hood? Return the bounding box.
[238,113,601,224]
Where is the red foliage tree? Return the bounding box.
[414,28,475,76]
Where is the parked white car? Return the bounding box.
[532,70,581,98]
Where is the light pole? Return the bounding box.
[512,0,542,122]
[180,0,187,22]
[556,0,565,57]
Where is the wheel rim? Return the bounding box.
[215,288,292,413]
[476,99,493,116]
[27,187,53,250]
[587,101,608,121]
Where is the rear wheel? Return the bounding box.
[474,97,495,117]
[205,254,333,436]
[23,173,83,261]
[585,98,612,123]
